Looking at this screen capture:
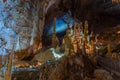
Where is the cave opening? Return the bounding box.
[42,12,77,47]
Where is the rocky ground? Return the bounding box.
[12,53,114,80]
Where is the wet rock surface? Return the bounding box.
[0,0,34,54]
[39,54,94,80]
[0,0,43,55]
[12,68,39,80]
[32,49,55,63]
[94,69,113,80]
[12,53,115,80]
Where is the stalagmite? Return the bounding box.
[52,17,59,47]
[56,45,60,53]
[79,22,84,48]
[84,20,89,44]
[106,43,112,57]
[82,40,86,55]
[5,41,15,80]
[90,39,95,54]
[65,45,69,56]
[63,25,74,55]
[72,23,80,53]
[83,21,89,55]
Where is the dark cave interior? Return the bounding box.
[0,0,120,80]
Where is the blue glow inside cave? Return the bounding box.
[45,13,77,36]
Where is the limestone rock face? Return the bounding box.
[39,54,94,80]
[32,49,55,63]
[0,0,32,54]
[0,0,40,55]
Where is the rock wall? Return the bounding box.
[0,0,41,55]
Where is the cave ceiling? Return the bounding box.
[44,0,120,32]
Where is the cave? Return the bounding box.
[0,0,120,80]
